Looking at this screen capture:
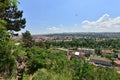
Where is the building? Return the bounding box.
[101,50,115,57]
[74,51,85,58]
[89,56,112,67]
[118,54,120,59]
[101,50,114,54]
[78,48,95,56]
[114,60,120,66]
[66,51,85,60]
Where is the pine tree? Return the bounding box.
[22,30,34,47]
[0,0,26,32]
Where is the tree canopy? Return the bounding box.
[0,0,26,32]
[0,24,16,77]
[22,30,34,47]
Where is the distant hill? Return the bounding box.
[33,32,120,39]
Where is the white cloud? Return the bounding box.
[48,27,61,31]
[46,14,120,34]
[81,14,120,32]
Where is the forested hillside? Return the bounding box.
[44,32,120,39]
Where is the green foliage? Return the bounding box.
[0,6,26,31]
[0,0,18,8]
[45,39,120,50]
[67,58,94,80]
[104,54,112,59]
[35,41,46,48]
[0,0,10,9]
[32,68,72,80]
[0,0,26,32]
[0,25,16,77]
[27,46,46,74]
[0,19,6,27]
[94,67,120,80]
[22,73,30,80]
[66,58,120,80]
[22,30,34,47]
[24,45,120,80]
[95,48,101,55]
[27,46,70,75]
[13,45,27,57]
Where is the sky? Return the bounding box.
[19,0,120,34]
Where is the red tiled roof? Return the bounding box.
[79,52,85,57]
[101,50,114,54]
[114,60,120,65]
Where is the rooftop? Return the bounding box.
[101,50,114,54]
[114,60,120,65]
[90,56,111,62]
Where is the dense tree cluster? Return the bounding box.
[0,22,16,78]
[24,47,120,80]
[45,39,120,50]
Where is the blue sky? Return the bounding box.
[19,0,120,34]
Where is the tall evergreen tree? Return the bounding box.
[0,0,26,32]
[22,30,34,47]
